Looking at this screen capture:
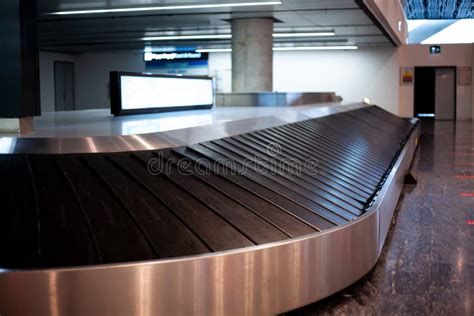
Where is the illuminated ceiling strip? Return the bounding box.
[273,46,358,51]
[273,32,335,37]
[142,34,232,41]
[48,1,282,15]
[196,48,232,53]
[196,46,358,53]
[143,32,335,41]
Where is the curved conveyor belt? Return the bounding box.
[0,106,420,315]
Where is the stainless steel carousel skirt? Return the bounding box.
[0,105,419,315]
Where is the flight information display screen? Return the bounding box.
[110,72,214,116]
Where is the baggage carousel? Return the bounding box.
[0,104,419,315]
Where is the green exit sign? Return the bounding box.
[430,45,441,54]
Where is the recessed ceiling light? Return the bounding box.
[142,32,336,41]
[196,48,233,53]
[273,46,358,51]
[273,32,335,37]
[142,34,232,41]
[196,46,359,53]
[48,1,282,15]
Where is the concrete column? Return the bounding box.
[0,0,40,133]
[231,18,273,92]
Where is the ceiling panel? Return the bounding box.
[37,0,391,53]
[295,9,374,26]
[39,0,359,14]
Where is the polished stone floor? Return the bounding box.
[288,120,474,315]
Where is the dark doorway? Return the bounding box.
[54,61,75,111]
[414,67,435,118]
[414,66,456,120]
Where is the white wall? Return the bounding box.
[209,46,400,114]
[40,47,401,115]
[398,44,473,119]
[274,47,400,114]
[75,51,146,109]
[39,51,76,112]
[40,44,474,120]
[209,52,232,93]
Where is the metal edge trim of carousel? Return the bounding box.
[0,103,367,155]
[0,115,420,316]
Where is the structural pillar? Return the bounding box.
[0,0,40,133]
[231,18,273,92]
